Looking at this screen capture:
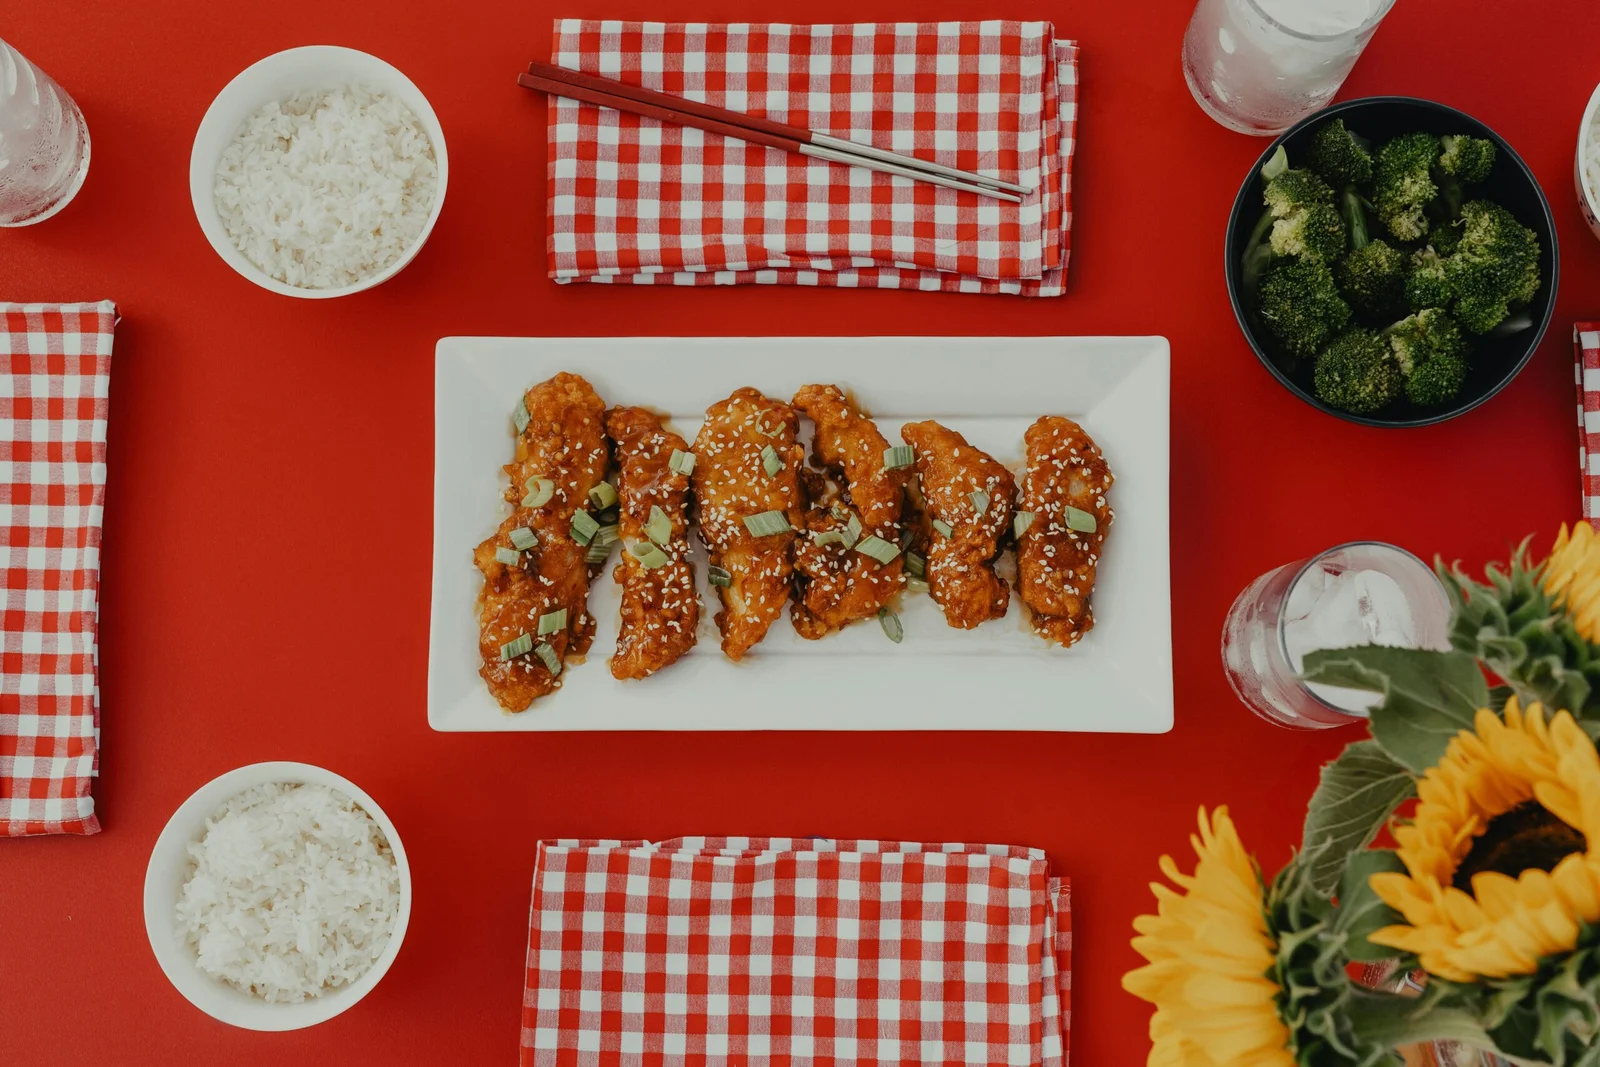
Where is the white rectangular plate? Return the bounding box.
[430,336,1171,732]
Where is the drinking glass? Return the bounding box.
[1181,0,1397,135]
[0,39,91,226]
[1220,541,1451,729]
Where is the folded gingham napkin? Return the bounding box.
[546,21,1079,296]
[521,837,1071,1066]
[0,302,115,837]
[1579,324,1600,522]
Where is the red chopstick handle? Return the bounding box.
[525,60,813,147]
[517,71,802,154]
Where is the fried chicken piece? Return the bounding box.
[474,373,609,711]
[690,388,806,660]
[1016,416,1114,648]
[789,385,910,639]
[900,421,1016,629]
[605,407,699,680]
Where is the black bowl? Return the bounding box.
[1225,96,1560,428]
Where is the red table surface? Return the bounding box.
[3,0,1599,1063]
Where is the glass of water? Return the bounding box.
[1220,541,1451,729]
[1182,0,1397,135]
[0,39,91,226]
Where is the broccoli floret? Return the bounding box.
[1259,258,1353,361]
[1406,247,1453,311]
[1335,239,1406,319]
[1307,118,1373,188]
[1429,218,1463,256]
[1444,201,1541,333]
[1270,201,1346,262]
[1314,329,1403,414]
[1264,168,1335,218]
[1438,134,1496,183]
[1404,351,1468,407]
[1374,133,1440,242]
[1386,307,1468,374]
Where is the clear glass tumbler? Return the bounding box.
[1181,0,1397,135]
[1221,541,1451,729]
[0,39,90,226]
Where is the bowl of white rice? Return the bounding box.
[1578,79,1600,242]
[143,761,411,1030]
[189,46,447,297]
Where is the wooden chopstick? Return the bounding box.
[519,62,1029,203]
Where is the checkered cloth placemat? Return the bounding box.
[521,837,1071,1066]
[1,302,115,837]
[1578,324,1600,521]
[546,21,1079,296]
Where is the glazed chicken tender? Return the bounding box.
[900,421,1016,629]
[789,385,909,639]
[475,373,610,711]
[1016,415,1114,648]
[605,407,699,680]
[690,388,806,660]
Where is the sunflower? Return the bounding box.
[1545,521,1600,645]
[1368,698,1600,982]
[1122,807,1294,1067]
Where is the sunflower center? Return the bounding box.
[1453,800,1588,890]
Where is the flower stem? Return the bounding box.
[1343,991,1500,1056]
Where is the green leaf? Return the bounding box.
[1301,646,1488,773]
[1332,849,1408,963]
[1300,742,1416,897]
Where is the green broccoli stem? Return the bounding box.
[1341,187,1370,250]
[1240,207,1277,298]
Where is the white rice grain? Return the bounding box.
[175,782,400,1002]
[214,85,437,290]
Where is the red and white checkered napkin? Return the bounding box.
[0,302,115,837]
[1577,324,1600,522]
[546,21,1079,296]
[521,837,1071,1066]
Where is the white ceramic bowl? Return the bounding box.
[1576,79,1600,242]
[189,46,448,298]
[143,761,412,1031]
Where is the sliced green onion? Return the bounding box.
[812,530,845,547]
[1064,506,1098,533]
[584,539,614,565]
[588,482,618,510]
[570,510,600,545]
[831,503,850,522]
[968,490,991,517]
[760,444,784,477]
[877,607,904,644]
[534,642,562,676]
[756,421,783,438]
[512,397,531,434]
[898,527,915,550]
[882,445,915,470]
[708,565,732,588]
[904,551,926,578]
[494,546,522,567]
[499,632,533,661]
[537,608,568,635]
[646,505,672,547]
[630,541,670,569]
[842,513,863,549]
[743,510,792,538]
[590,524,620,548]
[1013,511,1035,539]
[932,519,954,539]
[669,449,696,476]
[855,535,901,564]
[509,526,539,551]
[905,576,929,594]
[522,477,555,508]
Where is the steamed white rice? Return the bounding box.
[175,782,400,1003]
[214,85,438,290]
